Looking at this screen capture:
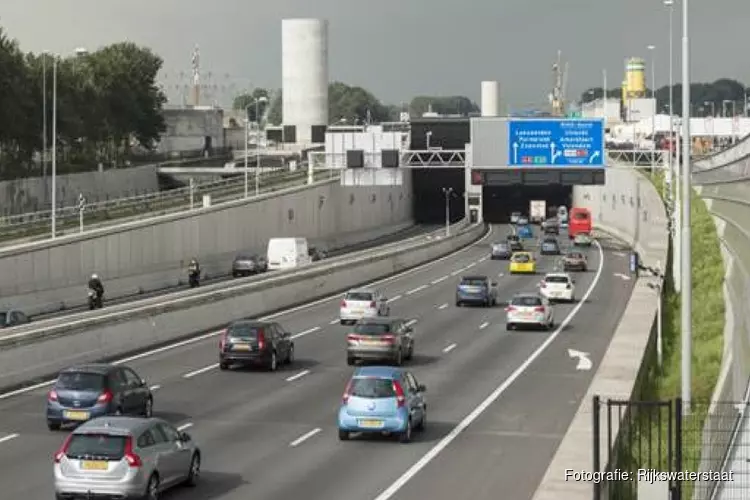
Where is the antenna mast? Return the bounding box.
[191,45,201,106]
[550,50,566,116]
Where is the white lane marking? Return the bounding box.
[285,370,311,382]
[442,343,457,353]
[450,270,462,276]
[387,295,402,303]
[177,423,193,431]
[437,303,448,310]
[479,322,489,330]
[289,427,322,447]
[0,433,19,444]
[613,251,625,257]
[406,285,428,295]
[405,319,418,327]
[330,319,340,325]
[0,226,495,401]
[478,256,489,262]
[498,272,505,277]
[183,364,218,379]
[149,385,161,391]
[465,262,476,269]
[371,239,605,500]
[291,326,321,339]
[430,276,449,285]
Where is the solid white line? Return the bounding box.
[478,256,488,262]
[289,427,322,447]
[450,269,462,276]
[0,225,495,401]
[478,322,489,330]
[430,276,449,285]
[387,295,402,303]
[437,303,448,310]
[442,343,457,353]
[330,319,340,325]
[0,433,19,444]
[149,385,161,391]
[183,364,218,379]
[371,240,605,500]
[291,327,321,339]
[406,285,428,295]
[285,370,310,382]
[465,262,476,269]
[177,423,193,431]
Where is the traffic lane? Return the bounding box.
[370,248,629,500]
[0,255,535,499]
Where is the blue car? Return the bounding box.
[517,224,534,239]
[337,366,427,443]
[455,275,498,307]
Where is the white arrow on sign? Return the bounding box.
[589,150,601,164]
[512,142,519,163]
[567,349,593,371]
[550,142,560,163]
[614,273,631,281]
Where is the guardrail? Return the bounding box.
[0,219,484,391]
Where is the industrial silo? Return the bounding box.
[625,57,646,98]
[480,81,500,116]
[281,18,329,144]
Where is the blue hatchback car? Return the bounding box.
[516,224,534,239]
[337,366,427,443]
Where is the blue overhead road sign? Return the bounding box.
[507,118,605,167]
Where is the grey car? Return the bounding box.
[0,309,30,328]
[54,416,200,500]
[232,253,267,277]
[346,318,415,366]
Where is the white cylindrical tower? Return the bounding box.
[282,18,329,144]
[480,81,500,117]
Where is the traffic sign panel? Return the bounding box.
[507,118,605,167]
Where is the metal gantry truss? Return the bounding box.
[399,150,467,167]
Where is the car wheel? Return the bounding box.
[340,319,347,325]
[338,429,350,441]
[399,418,413,443]
[143,397,153,418]
[286,344,295,364]
[415,409,427,431]
[506,323,514,331]
[406,343,414,360]
[394,349,403,366]
[114,407,123,416]
[47,421,61,431]
[268,351,278,371]
[219,362,229,371]
[455,301,461,307]
[346,356,356,366]
[145,473,159,500]
[185,452,201,487]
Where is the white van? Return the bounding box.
[267,238,311,270]
[557,206,569,225]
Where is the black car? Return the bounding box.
[542,218,560,234]
[232,254,268,277]
[45,363,153,430]
[309,246,328,262]
[490,242,512,260]
[219,320,295,371]
[506,234,523,252]
[540,237,561,255]
[0,309,30,328]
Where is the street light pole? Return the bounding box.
[442,187,453,237]
[680,0,692,413]
[51,56,58,239]
[254,97,267,196]
[244,105,249,198]
[648,45,656,171]
[42,53,47,179]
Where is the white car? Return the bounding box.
[539,273,576,302]
[339,289,389,325]
[505,293,554,331]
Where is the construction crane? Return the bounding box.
[548,50,567,116]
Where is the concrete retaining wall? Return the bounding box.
[533,167,669,500]
[0,174,414,315]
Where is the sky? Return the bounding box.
[1,0,746,110]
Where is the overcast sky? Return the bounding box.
[2,0,745,109]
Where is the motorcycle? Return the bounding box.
[87,288,103,310]
[188,268,200,288]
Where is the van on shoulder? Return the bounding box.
[267,238,311,270]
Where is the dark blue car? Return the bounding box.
[517,224,534,239]
[455,275,498,307]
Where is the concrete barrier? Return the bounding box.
[533,167,668,500]
[0,221,485,392]
[0,174,414,315]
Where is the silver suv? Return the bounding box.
[54,416,200,500]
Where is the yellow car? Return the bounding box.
[509,252,537,274]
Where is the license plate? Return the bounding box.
[81,460,108,470]
[63,410,90,421]
[232,343,251,351]
[359,419,383,429]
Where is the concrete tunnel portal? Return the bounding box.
[481,184,572,223]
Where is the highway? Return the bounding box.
[0,225,634,500]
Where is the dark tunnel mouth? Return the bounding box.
[481,185,572,224]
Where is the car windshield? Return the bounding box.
[493,243,508,250]
[511,212,521,217]
[346,292,374,301]
[228,324,262,340]
[512,254,531,263]
[545,276,570,284]
[56,372,105,391]
[511,296,543,307]
[349,377,396,398]
[573,212,588,221]
[566,252,584,259]
[461,279,486,286]
[543,241,557,246]
[66,434,127,460]
[353,323,391,335]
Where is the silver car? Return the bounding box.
[54,416,200,499]
[346,318,415,366]
[232,253,268,277]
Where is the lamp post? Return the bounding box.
[244,104,250,198]
[255,96,268,196]
[647,44,656,171]
[680,0,692,413]
[665,0,677,258]
[42,53,47,179]
[442,187,453,237]
[51,56,58,239]
[703,101,715,117]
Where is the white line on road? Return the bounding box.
[0,433,19,444]
[465,262,476,269]
[437,303,448,310]
[613,251,625,257]
[330,319,340,325]
[387,295,402,303]
[149,385,161,391]
[406,285,428,295]
[370,239,605,500]
[289,427,322,447]
[177,423,193,431]
[183,364,218,379]
[285,370,311,382]
[292,326,321,339]
[498,272,505,277]
[479,322,489,330]
[430,276,449,285]
[442,343,457,353]
[478,256,488,262]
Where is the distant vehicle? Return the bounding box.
[490,242,512,260]
[539,273,576,302]
[573,233,593,247]
[53,416,200,499]
[46,364,153,431]
[510,212,522,224]
[568,208,592,239]
[218,320,294,371]
[506,234,523,252]
[340,289,390,325]
[308,246,328,261]
[542,217,559,235]
[231,253,268,277]
[517,215,530,226]
[505,293,554,331]
[267,237,311,270]
[455,275,498,307]
[0,309,30,328]
[509,252,537,274]
[530,200,546,224]
[557,206,569,225]
[337,366,427,443]
[346,318,414,366]
[516,224,533,239]
[562,251,588,272]
[540,237,561,255]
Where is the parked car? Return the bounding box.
[218,320,295,371]
[0,309,30,328]
[231,253,268,277]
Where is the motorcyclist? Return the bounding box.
[188,258,201,286]
[88,273,104,298]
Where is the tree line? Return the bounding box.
[580,78,748,116]
[0,27,166,180]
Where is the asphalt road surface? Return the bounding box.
[0,225,634,500]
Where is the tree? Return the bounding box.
[409,96,479,117]
[328,81,391,124]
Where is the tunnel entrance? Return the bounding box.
[412,168,465,224]
[482,184,572,223]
